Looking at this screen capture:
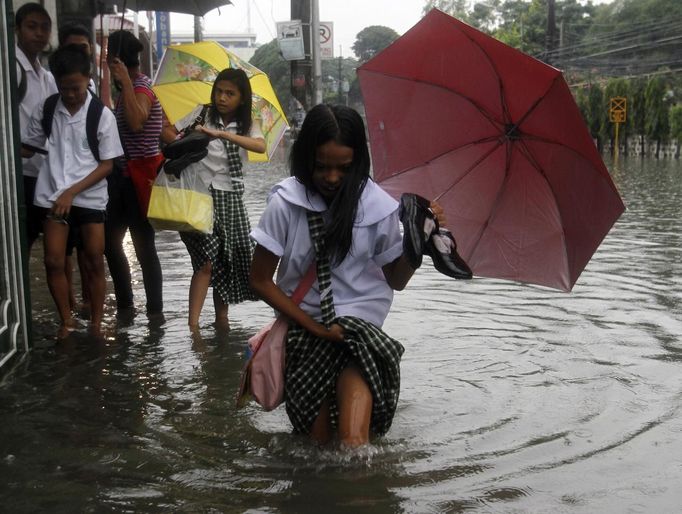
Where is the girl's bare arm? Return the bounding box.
[249,244,344,342]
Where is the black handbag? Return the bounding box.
[162,131,210,160]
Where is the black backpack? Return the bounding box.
[41,92,105,161]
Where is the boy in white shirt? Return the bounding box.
[22,45,123,338]
[14,2,58,249]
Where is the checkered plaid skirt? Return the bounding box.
[180,188,257,304]
[285,316,404,437]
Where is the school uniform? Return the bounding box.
[24,93,123,213]
[16,46,58,178]
[173,106,263,305]
[251,177,405,436]
[16,45,58,244]
[174,105,264,192]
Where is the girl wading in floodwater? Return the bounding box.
[249,104,448,448]
[163,68,265,330]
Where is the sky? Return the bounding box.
[161,0,426,59]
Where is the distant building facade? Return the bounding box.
[170,32,258,61]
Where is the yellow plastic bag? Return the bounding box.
[147,168,213,234]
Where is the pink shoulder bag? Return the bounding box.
[236,262,317,411]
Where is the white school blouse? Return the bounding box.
[16,45,58,178]
[174,105,264,192]
[25,93,124,211]
[251,176,403,328]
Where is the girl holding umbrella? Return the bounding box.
[162,68,266,330]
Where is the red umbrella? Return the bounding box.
[358,9,625,292]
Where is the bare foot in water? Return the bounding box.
[88,322,103,339]
[190,325,207,352]
[214,317,230,333]
[57,318,78,340]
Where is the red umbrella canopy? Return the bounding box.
[358,9,625,292]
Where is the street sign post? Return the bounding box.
[609,96,627,158]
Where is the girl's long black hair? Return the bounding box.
[208,68,253,135]
[290,104,371,265]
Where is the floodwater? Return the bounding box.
[2,152,682,513]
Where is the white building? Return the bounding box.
[170,32,258,62]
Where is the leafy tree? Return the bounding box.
[587,83,605,151]
[422,0,471,22]
[469,0,501,32]
[584,0,682,77]
[644,76,670,158]
[495,0,531,49]
[320,56,359,104]
[629,78,647,156]
[575,85,590,125]
[249,39,293,117]
[669,105,682,158]
[351,26,399,63]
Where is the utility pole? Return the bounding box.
[337,46,343,104]
[246,0,253,33]
[311,0,322,105]
[290,0,312,110]
[147,11,154,78]
[194,16,203,42]
[557,19,564,66]
[545,0,556,64]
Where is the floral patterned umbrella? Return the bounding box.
[153,41,288,162]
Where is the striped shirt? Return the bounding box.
[115,74,162,160]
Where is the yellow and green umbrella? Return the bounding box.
[153,41,288,162]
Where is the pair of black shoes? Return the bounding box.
[399,193,473,280]
[162,132,211,178]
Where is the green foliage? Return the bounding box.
[249,39,360,114]
[422,0,471,20]
[670,105,682,141]
[575,85,590,125]
[581,0,682,78]
[629,78,647,139]
[469,0,501,33]
[644,76,670,143]
[321,57,360,104]
[351,26,399,63]
[249,39,293,116]
[587,83,605,144]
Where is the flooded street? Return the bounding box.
[2,152,682,512]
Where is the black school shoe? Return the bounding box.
[425,228,473,280]
[399,193,438,269]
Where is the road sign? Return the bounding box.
[609,96,627,123]
[320,21,334,59]
[277,20,305,61]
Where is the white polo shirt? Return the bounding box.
[16,45,58,178]
[24,93,123,211]
[175,105,264,191]
[251,177,403,328]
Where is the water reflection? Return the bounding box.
[2,155,682,512]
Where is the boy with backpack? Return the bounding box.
[22,45,123,338]
[57,23,98,315]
